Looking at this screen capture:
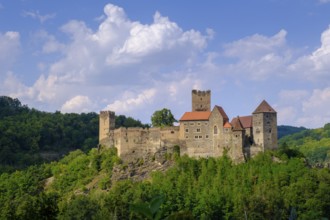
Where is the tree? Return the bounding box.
[151,108,176,127]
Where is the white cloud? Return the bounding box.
[61,95,93,113]
[22,10,56,23]
[222,30,291,80]
[0,31,20,74]
[105,88,157,114]
[289,26,330,81]
[8,3,211,117]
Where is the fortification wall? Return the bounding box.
[112,126,180,160]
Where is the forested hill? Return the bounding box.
[0,96,147,172]
[279,123,330,166]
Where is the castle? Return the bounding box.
[99,90,278,162]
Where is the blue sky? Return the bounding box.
[1,0,330,128]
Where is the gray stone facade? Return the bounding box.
[99,90,278,162]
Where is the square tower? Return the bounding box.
[192,90,211,112]
[99,111,115,144]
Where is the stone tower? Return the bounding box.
[252,100,277,151]
[99,111,115,145]
[192,90,211,112]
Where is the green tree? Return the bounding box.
[151,108,176,127]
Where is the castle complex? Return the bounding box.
[99,90,278,162]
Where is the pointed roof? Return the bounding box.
[180,111,211,121]
[253,100,276,114]
[214,105,229,122]
[232,116,244,131]
[231,116,252,128]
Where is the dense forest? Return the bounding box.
[0,148,329,219]
[0,96,146,172]
[279,124,330,166]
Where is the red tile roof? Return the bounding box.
[224,121,232,128]
[180,111,211,121]
[253,100,276,114]
[214,105,229,122]
[231,116,252,128]
[232,117,244,131]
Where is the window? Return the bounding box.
[186,136,188,139]
[269,129,272,133]
[196,128,201,132]
[171,131,175,134]
[197,122,201,126]
[199,135,202,139]
[185,129,189,133]
[190,122,195,126]
[195,136,198,139]
[205,122,208,125]
[214,126,218,135]
[206,135,209,139]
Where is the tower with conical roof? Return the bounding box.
[252,100,277,151]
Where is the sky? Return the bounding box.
[1,0,330,128]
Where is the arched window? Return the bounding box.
[214,126,218,135]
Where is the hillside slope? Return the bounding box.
[279,123,330,166]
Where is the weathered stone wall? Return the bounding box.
[192,90,211,112]
[111,126,180,160]
[252,112,277,152]
[99,111,115,145]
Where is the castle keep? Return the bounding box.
[99,90,277,162]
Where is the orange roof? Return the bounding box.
[224,121,232,128]
[253,100,276,114]
[231,116,252,128]
[180,111,211,121]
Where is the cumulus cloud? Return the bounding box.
[7,3,211,118]
[289,26,330,81]
[222,30,291,80]
[0,31,20,74]
[61,95,93,113]
[105,88,157,115]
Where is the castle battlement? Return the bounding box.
[99,90,277,162]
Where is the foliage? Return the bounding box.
[279,123,330,166]
[1,148,329,219]
[277,125,307,139]
[151,108,177,127]
[115,115,149,128]
[0,96,144,172]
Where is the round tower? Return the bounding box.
[192,90,211,112]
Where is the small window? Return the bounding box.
[195,136,198,139]
[196,128,201,132]
[190,122,195,126]
[184,123,187,125]
[197,122,201,126]
[205,122,208,125]
[171,131,174,134]
[186,136,188,139]
[269,129,271,133]
[200,98,203,101]
[185,129,189,133]
[199,135,202,139]
[206,135,209,139]
[214,126,218,135]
